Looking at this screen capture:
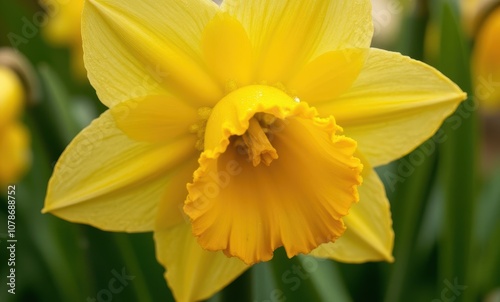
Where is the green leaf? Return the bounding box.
[38,64,81,144]
[383,143,439,302]
[15,115,91,301]
[474,166,500,293]
[267,248,352,302]
[437,1,477,300]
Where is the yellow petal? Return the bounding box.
[0,122,30,185]
[43,110,198,232]
[154,222,248,302]
[111,95,198,143]
[0,67,24,129]
[316,48,466,167]
[221,0,373,83]
[184,86,363,264]
[287,49,367,103]
[82,0,222,108]
[472,6,500,110]
[155,157,199,230]
[202,12,253,89]
[310,164,394,262]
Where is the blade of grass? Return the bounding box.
[113,233,154,302]
[383,144,439,302]
[437,1,477,300]
[297,255,352,302]
[18,115,92,301]
[474,166,500,294]
[383,1,439,300]
[268,248,352,302]
[37,64,81,144]
[250,262,280,302]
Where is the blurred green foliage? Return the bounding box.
[1,0,499,301]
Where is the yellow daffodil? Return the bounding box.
[0,66,30,186]
[472,5,500,110]
[461,0,497,35]
[43,0,466,300]
[42,0,85,78]
[462,0,480,35]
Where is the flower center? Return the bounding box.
[184,85,363,265]
[231,113,280,167]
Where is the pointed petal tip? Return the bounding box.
[155,224,249,302]
[322,49,471,167]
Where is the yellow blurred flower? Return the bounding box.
[370,0,406,47]
[472,5,500,110]
[0,67,30,186]
[461,0,497,35]
[43,0,465,300]
[42,0,85,78]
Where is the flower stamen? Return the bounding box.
[190,107,212,151]
[232,115,278,167]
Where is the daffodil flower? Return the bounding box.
[461,0,497,35]
[472,5,500,110]
[0,66,30,186]
[43,0,85,78]
[43,0,466,300]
